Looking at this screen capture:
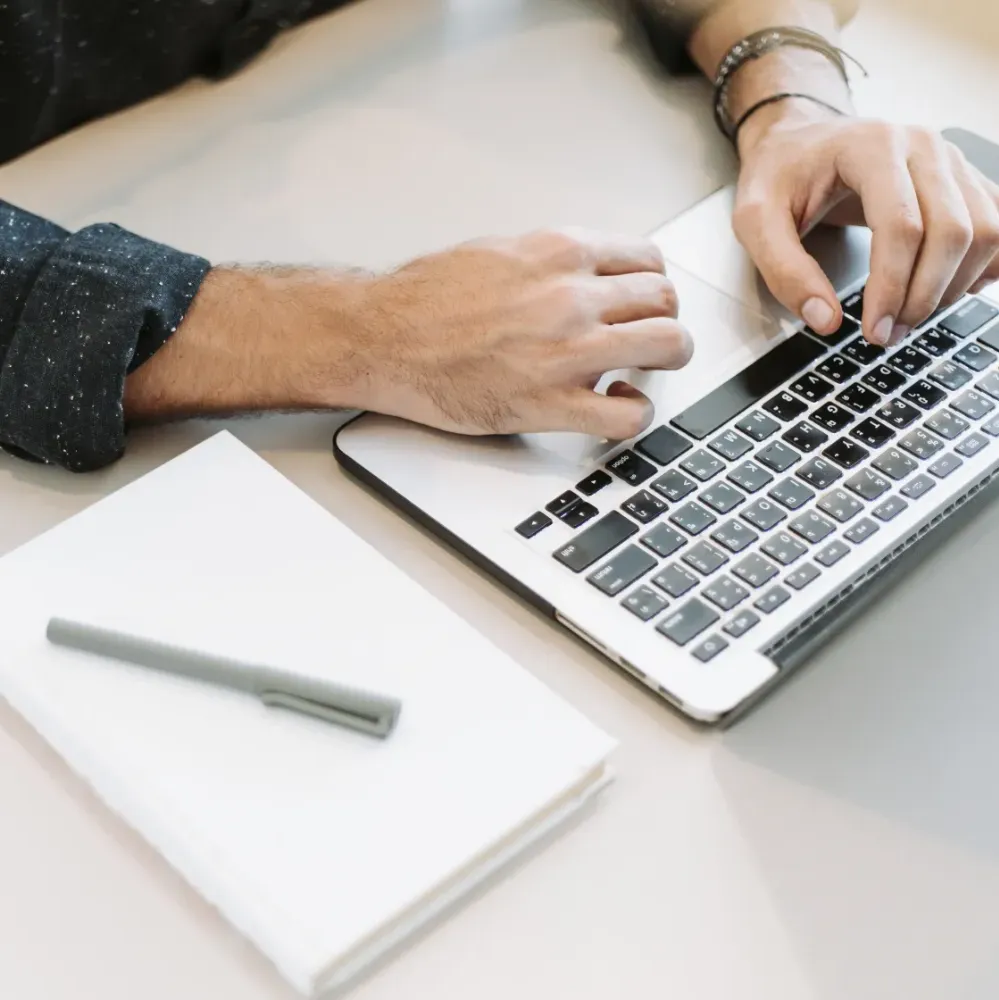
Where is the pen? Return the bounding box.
[46,617,402,739]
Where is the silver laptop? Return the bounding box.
[334,130,999,725]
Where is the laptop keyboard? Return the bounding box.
[514,290,999,662]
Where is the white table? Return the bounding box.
[3,3,999,998]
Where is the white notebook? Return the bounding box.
[0,432,615,996]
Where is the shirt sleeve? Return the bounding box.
[0,201,211,472]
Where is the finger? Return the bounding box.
[592,271,679,324]
[561,381,655,441]
[939,154,999,305]
[559,227,667,276]
[586,318,694,371]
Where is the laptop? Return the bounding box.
[334,128,999,725]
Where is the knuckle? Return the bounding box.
[528,228,589,269]
[546,278,591,326]
[890,210,924,248]
[939,216,974,253]
[976,214,999,255]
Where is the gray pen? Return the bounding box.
[46,617,401,738]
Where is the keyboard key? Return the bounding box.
[669,501,717,536]
[553,512,639,572]
[957,432,990,457]
[516,512,552,539]
[816,355,860,384]
[724,609,761,638]
[546,490,579,515]
[702,575,750,611]
[728,460,774,493]
[782,421,829,453]
[863,364,907,394]
[844,468,891,501]
[640,523,687,558]
[901,473,936,499]
[888,346,932,376]
[824,437,870,469]
[898,428,945,460]
[587,545,658,596]
[761,531,808,565]
[741,498,787,531]
[622,489,667,524]
[559,500,599,528]
[671,335,825,439]
[817,488,864,522]
[788,510,836,543]
[691,634,729,663]
[576,470,612,496]
[680,449,726,482]
[876,398,921,430]
[986,415,999,436]
[810,401,856,432]
[845,517,879,544]
[768,478,815,510]
[790,372,835,402]
[954,343,996,371]
[928,361,973,392]
[871,496,908,522]
[851,417,895,449]
[651,469,697,502]
[842,290,865,321]
[796,457,842,489]
[656,598,719,646]
[815,539,850,566]
[736,410,781,441]
[634,425,693,466]
[785,563,821,591]
[940,296,999,338]
[756,441,801,472]
[682,541,729,576]
[755,586,791,614]
[951,389,995,421]
[732,553,781,588]
[915,329,957,357]
[843,338,885,365]
[699,482,746,514]
[926,410,970,440]
[708,429,753,461]
[929,453,963,478]
[902,380,947,410]
[622,585,669,622]
[607,450,657,485]
[763,391,809,422]
[809,314,860,345]
[837,383,881,413]
[710,519,759,553]
[872,447,917,481]
[652,563,700,598]
[977,371,999,401]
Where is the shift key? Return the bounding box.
[554,511,639,572]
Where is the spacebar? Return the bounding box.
[670,334,827,440]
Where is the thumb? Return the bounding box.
[570,380,655,441]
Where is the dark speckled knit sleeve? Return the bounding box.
[0,202,210,472]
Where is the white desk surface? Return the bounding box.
[3,2,999,998]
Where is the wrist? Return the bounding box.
[736,92,851,158]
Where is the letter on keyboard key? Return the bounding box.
[815,540,850,566]
[929,453,963,479]
[587,545,658,596]
[898,428,944,460]
[656,598,720,646]
[785,563,821,590]
[640,523,687,558]
[679,449,726,482]
[741,498,787,531]
[844,468,891,501]
[871,496,908,522]
[756,441,801,472]
[736,411,781,441]
[553,511,639,572]
[761,531,808,565]
[710,519,758,553]
[621,585,668,622]
[732,552,780,588]
[796,457,842,490]
[951,390,995,421]
[724,609,761,638]
[845,517,879,544]
[754,586,791,614]
[872,447,917,481]
[817,488,863,522]
[651,469,698,502]
[702,575,750,611]
[621,489,667,524]
[768,478,815,510]
[788,511,836,543]
[708,429,754,461]
[925,410,970,440]
[977,372,999,401]
[681,541,729,576]
[653,563,700,598]
[954,343,996,371]
[728,460,774,493]
[928,361,973,392]
[669,501,717,536]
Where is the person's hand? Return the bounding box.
[346,228,694,440]
[733,106,999,348]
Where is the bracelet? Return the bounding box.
[731,92,848,144]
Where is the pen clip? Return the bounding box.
[259,689,398,739]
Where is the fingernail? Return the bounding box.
[889,323,911,346]
[802,297,836,334]
[871,316,894,347]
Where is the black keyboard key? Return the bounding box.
[710,519,758,553]
[842,289,865,321]
[811,401,856,432]
[669,501,717,536]
[736,411,781,441]
[607,450,657,485]
[790,372,835,402]
[708,429,754,461]
[679,449,725,482]
[915,328,957,357]
[986,415,999,436]
[622,585,669,622]
[755,586,791,614]
[634,425,693,466]
[656,598,719,646]
[788,510,836,543]
[651,469,698,502]
[740,498,787,531]
[763,391,809,422]
[816,355,860,384]
[559,500,599,528]
[898,428,944,460]
[815,540,850,567]
[872,447,917,481]
[851,417,894,449]
[768,478,815,510]
[817,488,863,522]
[844,468,891,501]
[843,337,886,366]
[902,379,947,410]
[824,437,870,469]
[837,383,881,413]
[756,440,801,472]
[925,409,969,440]
[928,361,973,392]
[951,389,995,421]
[977,372,999,401]
[553,511,639,572]
[901,473,936,499]
[653,563,700,598]
[845,517,879,544]
[587,545,658,596]
[796,457,842,489]
[956,432,990,458]
[702,575,750,611]
[516,512,552,539]
[732,553,780,588]
[809,314,860,345]
[682,541,729,576]
[670,335,826,440]
[727,460,774,493]
[940,297,999,338]
[876,398,922,430]
[761,530,808,565]
[783,421,829,453]
[576,470,612,496]
[871,496,908,522]
[640,523,687,558]
[785,563,820,591]
[887,346,932,376]
[954,343,996,372]
[699,482,746,515]
[691,634,729,663]
[929,453,963,479]
[724,609,761,638]
[622,489,667,524]
[546,490,579,515]
[864,364,907,395]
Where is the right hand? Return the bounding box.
[343,228,694,441]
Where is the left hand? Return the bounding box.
[732,104,999,347]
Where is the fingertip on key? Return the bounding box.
[802,297,837,335]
